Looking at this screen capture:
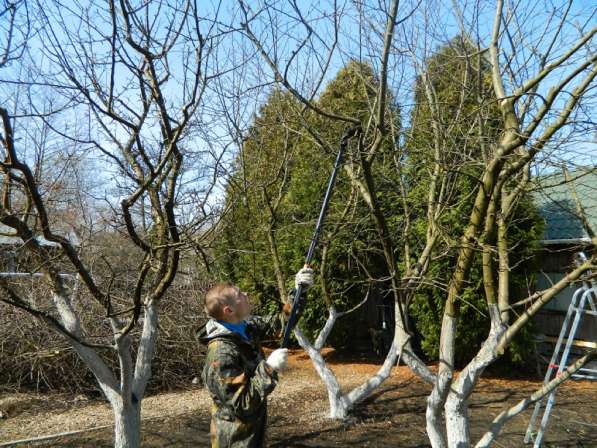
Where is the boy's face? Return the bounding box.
[222,287,251,322]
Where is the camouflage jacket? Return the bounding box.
[197,290,307,447]
[198,316,280,447]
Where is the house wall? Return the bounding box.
[532,244,596,342]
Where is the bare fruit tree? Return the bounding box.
[0,1,230,446]
[421,1,597,446]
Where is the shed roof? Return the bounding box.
[534,168,597,242]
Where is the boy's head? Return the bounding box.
[204,282,251,323]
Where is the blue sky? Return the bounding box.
[0,0,595,222]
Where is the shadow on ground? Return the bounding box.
[9,366,597,448]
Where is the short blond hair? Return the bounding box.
[205,282,239,320]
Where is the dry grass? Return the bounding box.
[0,349,596,447]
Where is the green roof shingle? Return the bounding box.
[534,168,597,242]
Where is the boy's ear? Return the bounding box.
[223,305,233,315]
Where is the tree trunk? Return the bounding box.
[426,387,447,448]
[444,305,504,447]
[445,393,470,448]
[394,300,435,384]
[426,313,456,448]
[297,295,434,426]
[328,387,349,420]
[344,335,400,405]
[295,327,349,419]
[113,399,141,448]
[133,300,159,399]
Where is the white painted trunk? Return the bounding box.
[133,301,159,398]
[295,308,398,418]
[445,394,470,448]
[328,391,349,420]
[427,386,448,448]
[113,301,158,446]
[296,303,425,421]
[296,297,436,421]
[444,305,504,448]
[474,348,596,448]
[426,313,456,448]
[394,300,436,384]
[51,291,120,399]
[295,326,349,419]
[113,399,141,448]
[344,335,400,406]
[51,290,157,447]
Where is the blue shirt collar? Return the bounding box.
[217,320,250,341]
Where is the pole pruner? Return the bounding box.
[281,127,360,348]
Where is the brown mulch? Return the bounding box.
[0,349,596,447]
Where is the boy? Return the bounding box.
[198,267,314,448]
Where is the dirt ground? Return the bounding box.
[1,349,596,447]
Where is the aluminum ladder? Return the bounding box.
[524,278,597,446]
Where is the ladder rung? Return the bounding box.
[549,364,597,372]
[570,307,597,316]
[572,374,597,380]
[544,336,597,349]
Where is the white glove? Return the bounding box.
[295,266,314,290]
[266,348,288,371]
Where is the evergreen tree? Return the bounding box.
[215,62,400,346]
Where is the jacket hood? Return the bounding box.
[196,319,240,344]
